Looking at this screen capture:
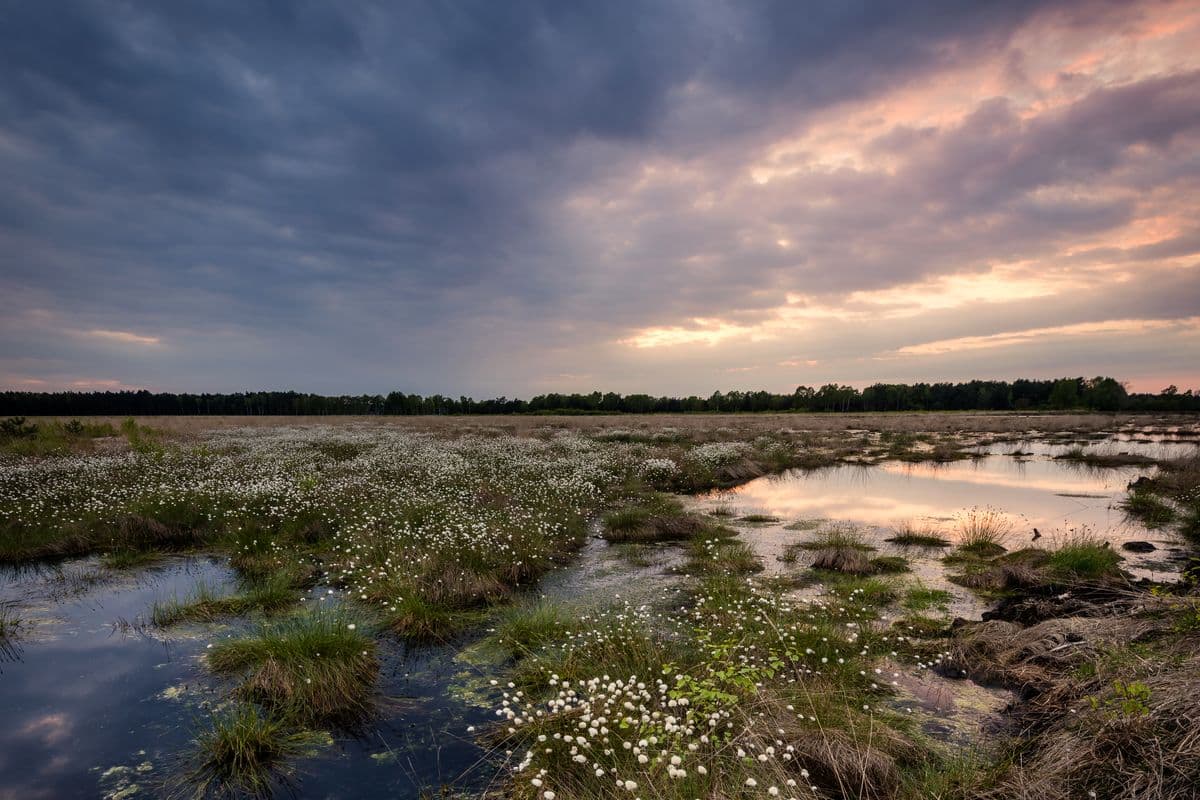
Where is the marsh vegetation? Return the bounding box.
[0,413,1197,798]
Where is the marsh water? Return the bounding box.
[0,530,682,799]
[0,558,505,800]
[699,437,1193,619]
[0,559,232,800]
[0,433,1193,798]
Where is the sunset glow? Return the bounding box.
[1,1,1197,394]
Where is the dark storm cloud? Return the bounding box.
[558,67,1199,328]
[0,1,1060,260]
[0,0,1196,393]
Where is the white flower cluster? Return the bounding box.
[486,578,936,799]
[0,428,632,609]
[638,458,679,481]
[684,442,750,470]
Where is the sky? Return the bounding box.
[1,0,1198,397]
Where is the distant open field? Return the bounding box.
[25,410,1200,437]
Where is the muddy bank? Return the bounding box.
[942,578,1200,799]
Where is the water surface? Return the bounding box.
[697,443,1192,617]
[0,532,684,798]
[0,558,232,800]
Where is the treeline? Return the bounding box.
[1,377,1198,416]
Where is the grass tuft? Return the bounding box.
[956,507,1011,556]
[738,513,781,524]
[184,704,324,798]
[1045,533,1122,580]
[385,594,481,643]
[602,493,706,543]
[510,612,670,694]
[492,600,577,659]
[207,609,378,726]
[1121,491,1176,529]
[795,524,875,551]
[153,574,297,626]
[886,521,951,548]
[902,586,953,612]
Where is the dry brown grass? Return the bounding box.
[756,695,928,800]
[811,547,873,575]
[950,614,1157,689]
[989,654,1200,800]
[26,411,1196,438]
[886,520,951,548]
[948,594,1200,800]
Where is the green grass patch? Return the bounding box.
[207,609,378,726]
[897,752,994,799]
[511,613,670,693]
[684,536,762,576]
[153,574,298,627]
[602,493,707,543]
[1046,535,1122,580]
[384,594,482,643]
[824,574,899,609]
[1121,490,1176,529]
[490,600,578,660]
[183,704,325,798]
[868,555,911,574]
[738,513,781,524]
[903,586,953,612]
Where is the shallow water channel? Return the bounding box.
[0,433,1192,798]
[0,556,509,799]
[700,438,1192,613]
[0,531,682,798]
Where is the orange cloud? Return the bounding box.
[621,318,759,349]
[86,329,161,346]
[892,317,1200,357]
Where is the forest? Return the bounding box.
[2,376,1197,416]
